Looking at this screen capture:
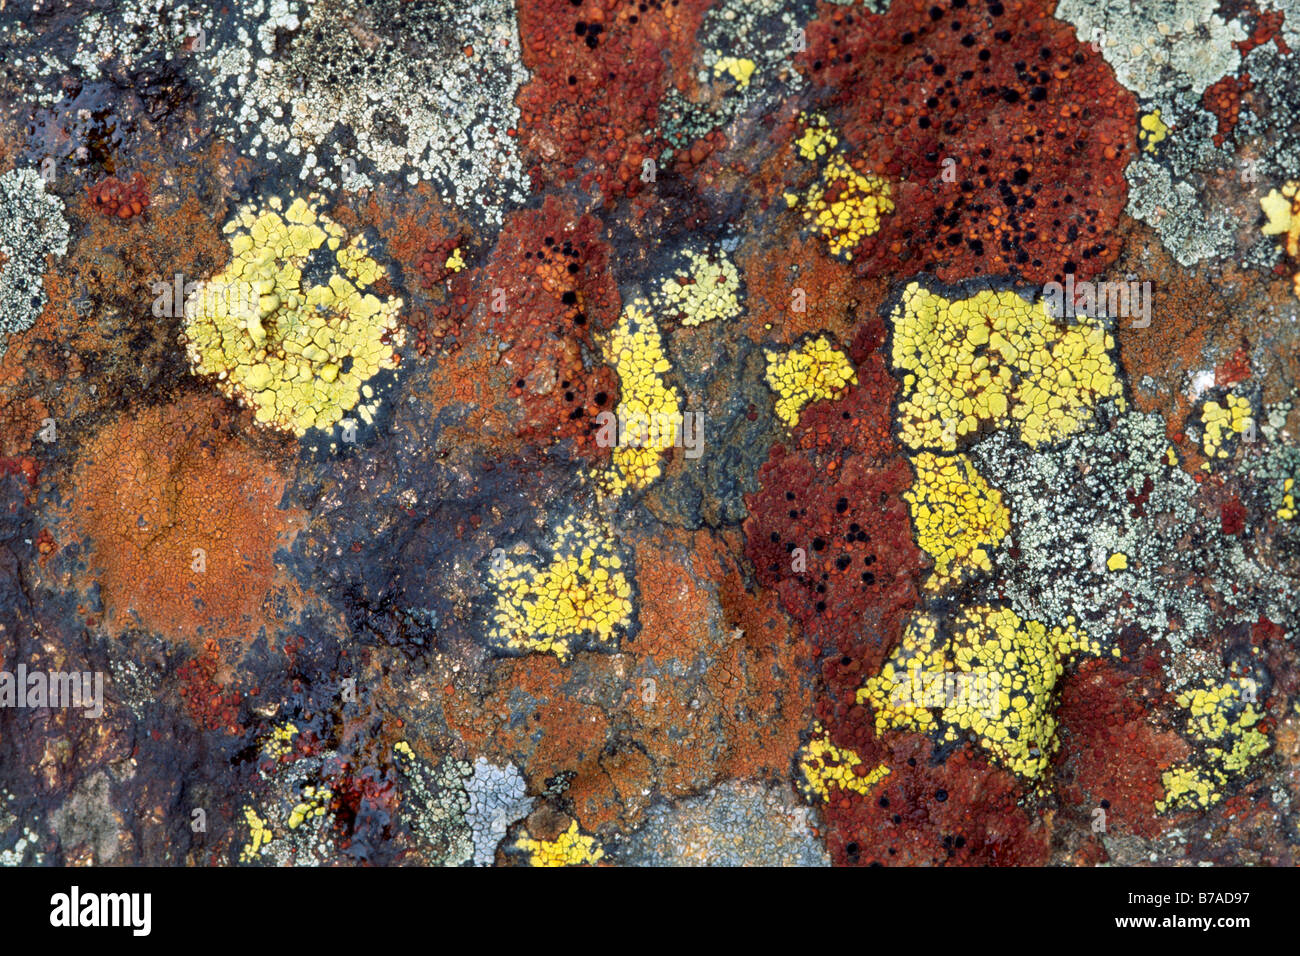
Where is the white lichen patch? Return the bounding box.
[0,167,71,355]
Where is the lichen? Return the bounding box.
[0,167,70,355]
[889,281,1125,451]
[181,194,404,436]
[764,335,857,427]
[859,605,1112,780]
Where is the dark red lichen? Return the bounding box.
[796,0,1136,283]
[86,173,149,218]
[1203,74,1253,147]
[514,0,710,203]
[465,196,622,458]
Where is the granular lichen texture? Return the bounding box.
[3,0,1300,887]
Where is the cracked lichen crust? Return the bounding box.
[599,298,684,494]
[1156,678,1270,813]
[653,247,743,328]
[795,722,890,802]
[512,821,603,867]
[619,780,830,867]
[971,411,1295,679]
[905,451,1011,591]
[859,605,1111,780]
[889,281,1124,452]
[764,335,857,428]
[487,513,634,660]
[787,145,895,260]
[181,194,404,436]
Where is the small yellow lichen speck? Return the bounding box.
[905,452,1010,590]
[795,722,890,802]
[859,605,1110,780]
[1139,109,1169,153]
[1279,477,1295,521]
[488,515,633,660]
[889,281,1124,451]
[515,821,604,866]
[1200,392,1253,463]
[713,55,756,89]
[764,335,857,427]
[182,194,404,437]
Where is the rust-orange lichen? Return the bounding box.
[68,393,304,644]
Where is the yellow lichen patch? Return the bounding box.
[444,247,466,273]
[1261,180,1299,251]
[1106,552,1128,572]
[515,821,604,867]
[713,55,756,89]
[599,298,683,494]
[1139,109,1169,153]
[239,806,273,863]
[793,153,894,259]
[1156,679,1269,813]
[858,605,1111,779]
[182,194,404,436]
[794,112,839,161]
[795,722,890,802]
[287,785,333,830]
[1279,477,1295,521]
[1200,392,1253,463]
[889,282,1124,451]
[764,335,857,427]
[655,248,742,327]
[905,452,1010,590]
[1262,181,1300,298]
[262,722,299,760]
[488,515,633,660]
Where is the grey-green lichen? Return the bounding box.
[393,745,532,867]
[0,167,70,355]
[1057,0,1300,266]
[7,0,529,224]
[201,0,529,222]
[658,0,815,164]
[464,756,533,867]
[970,410,1294,688]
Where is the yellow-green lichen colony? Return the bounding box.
[859,606,1114,780]
[182,194,404,436]
[488,515,633,660]
[764,335,857,427]
[890,282,1124,451]
[905,451,1011,590]
[599,298,684,495]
